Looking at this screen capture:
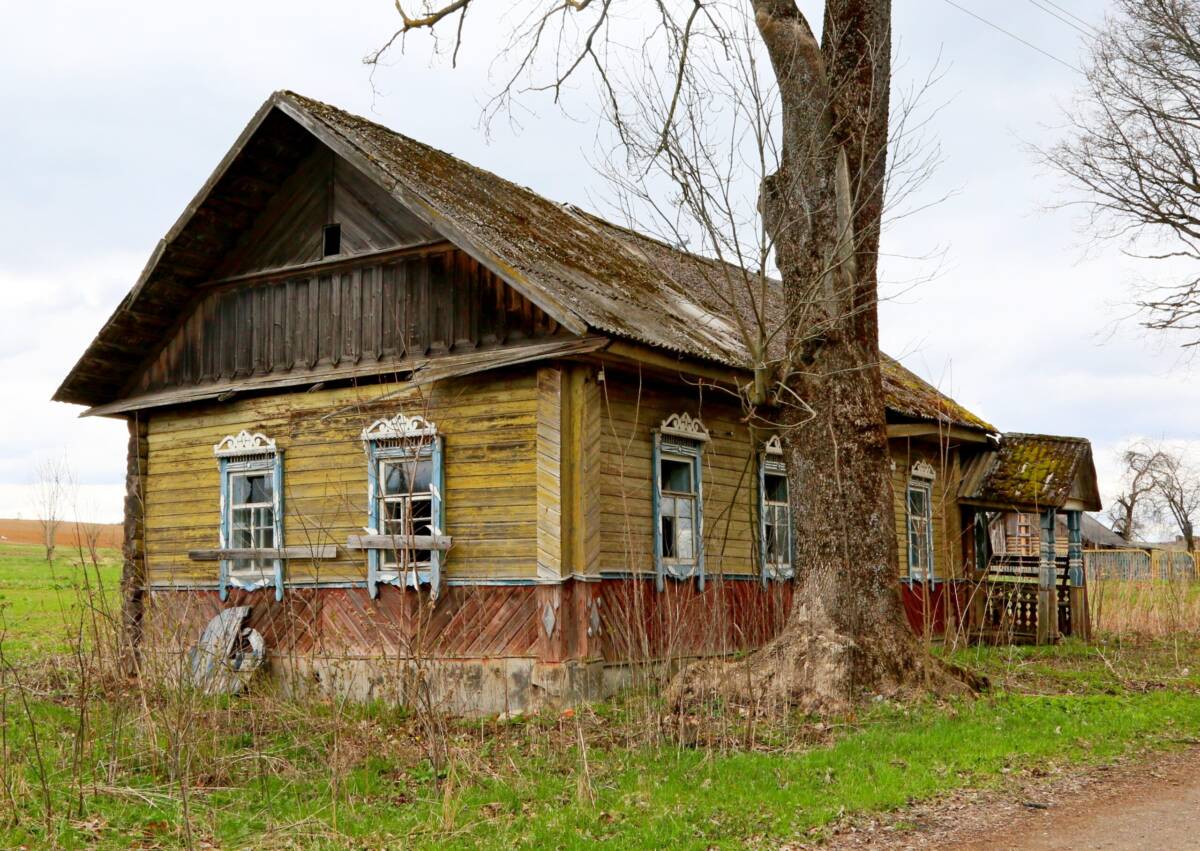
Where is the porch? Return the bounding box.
[956,433,1102,645]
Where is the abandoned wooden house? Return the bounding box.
[55,92,1101,712]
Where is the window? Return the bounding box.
[378,451,434,568]
[322,223,342,257]
[653,413,708,589]
[659,456,696,561]
[362,413,445,598]
[213,430,284,600]
[759,437,792,581]
[906,460,936,581]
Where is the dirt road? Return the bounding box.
[944,752,1200,850]
[818,747,1200,850]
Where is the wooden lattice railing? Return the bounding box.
[981,554,1074,640]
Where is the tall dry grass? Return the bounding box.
[1089,577,1200,638]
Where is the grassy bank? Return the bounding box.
[0,543,119,657]
[0,542,1197,848]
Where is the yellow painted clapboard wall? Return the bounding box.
[144,370,540,586]
[596,373,758,577]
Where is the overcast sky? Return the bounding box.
[2,0,1196,525]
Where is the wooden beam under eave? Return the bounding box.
[81,336,611,418]
[592,339,748,388]
[886,423,992,444]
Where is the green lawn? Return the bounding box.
[0,542,120,657]
[0,542,1197,848]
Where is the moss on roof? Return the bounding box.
[961,433,1099,510]
[880,356,996,432]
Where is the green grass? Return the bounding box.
[0,541,1197,848]
[0,543,120,657]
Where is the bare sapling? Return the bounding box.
[33,456,71,565]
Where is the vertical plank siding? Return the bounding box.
[596,578,793,662]
[143,370,540,587]
[135,249,563,397]
[213,145,441,278]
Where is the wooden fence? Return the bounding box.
[1084,548,1199,582]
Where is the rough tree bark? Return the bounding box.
[121,415,148,675]
[669,0,974,714]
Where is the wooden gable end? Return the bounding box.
[126,247,570,404]
[214,144,440,278]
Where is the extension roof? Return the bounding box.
[54,90,995,433]
[958,433,1101,512]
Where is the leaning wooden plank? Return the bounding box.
[345,534,453,551]
[188,545,339,561]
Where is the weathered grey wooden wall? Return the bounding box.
[215,146,440,278]
[132,249,565,395]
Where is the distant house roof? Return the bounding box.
[1081,514,1132,548]
[959,433,1101,512]
[54,90,995,434]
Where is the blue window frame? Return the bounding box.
[906,464,936,581]
[362,414,445,599]
[214,431,284,601]
[759,439,793,584]
[652,413,708,591]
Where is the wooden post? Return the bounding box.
[121,415,149,674]
[1036,508,1059,645]
[1066,510,1090,640]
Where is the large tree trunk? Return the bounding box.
[671,0,976,714]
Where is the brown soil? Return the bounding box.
[0,518,122,550]
[808,745,1200,850]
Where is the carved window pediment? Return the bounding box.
[910,459,937,481]
[361,413,438,442]
[213,430,277,458]
[659,412,709,443]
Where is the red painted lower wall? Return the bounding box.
[144,577,948,665]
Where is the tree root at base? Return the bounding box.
[665,606,987,718]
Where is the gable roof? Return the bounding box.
[55,90,995,434]
[958,432,1102,512]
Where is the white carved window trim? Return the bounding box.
[910,459,937,481]
[361,413,438,442]
[760,437,793,582]
[213,430,277,459]
[659,412,710,443]
[653,413,707,590]
[213,431,284,599]
[362,414,445,599]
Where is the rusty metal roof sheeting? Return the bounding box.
[54,90,996,434]
[959,433,1102,511]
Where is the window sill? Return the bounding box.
[188,545,338,561]
[346,534,453,551]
